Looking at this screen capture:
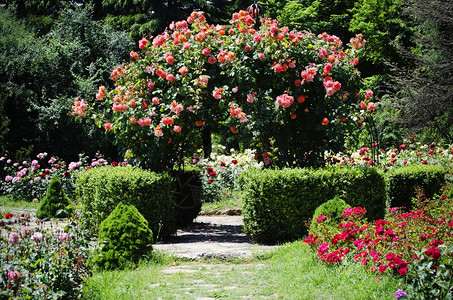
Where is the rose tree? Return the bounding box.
[73,10,375,170]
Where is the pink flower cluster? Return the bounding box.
[276,94,294,108]
[72,98,87,117]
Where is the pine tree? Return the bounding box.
[91,202,154,270]
[36,176,71,219]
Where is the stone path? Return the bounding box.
[153,216,279,259]
[1,207,278,260]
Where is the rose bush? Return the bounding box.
[189,146,263,201]
[0,216,91,299]
[75,9,374,170]
[0,153,127,202]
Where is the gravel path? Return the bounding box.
[153,216,279,259]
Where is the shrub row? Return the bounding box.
[75,166,176,240]
[386,164,446,209]
[239,166,387,244]
[240,165,446,244]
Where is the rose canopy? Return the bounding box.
[73,10,375,170]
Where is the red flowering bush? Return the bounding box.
[74,10,374,170]
[304,193,453,297]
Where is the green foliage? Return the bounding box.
[386,164,446,209]
[75,166,176,239]
[447,186,453,200]
[90,202,154,270]
[36,176,71,219]
[349,0,413,73]
[239,166,387,244]
[310,196,350,235]
[0,5,133,162]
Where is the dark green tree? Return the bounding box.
[0,95,9,156]
[396,0,453,142]
[273,0,355,41]
[36,176,71,219]
[91,202,154,270]
[0,5,133,161]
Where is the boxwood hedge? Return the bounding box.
[239,166,387,244]
[386,164,445,209]
[75,166,176,239]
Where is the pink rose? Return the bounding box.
[179,66,188,76]
[202,48,211,56]
[173,125,182,133]
[138,37,148,49]
[166,74,175,82]
[104,123,112,131]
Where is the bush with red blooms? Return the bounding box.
[304,192,453,298]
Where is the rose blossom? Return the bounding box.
[32,232,43,241]
[8,232,19,244]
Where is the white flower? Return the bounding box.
[32,232,43,241]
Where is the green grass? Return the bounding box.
[83,242,402,299]
[200,190,242,215]
[0,195,39,211]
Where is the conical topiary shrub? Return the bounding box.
[309,196,351,235]
[36,175,71,219]
[91,202,153,270]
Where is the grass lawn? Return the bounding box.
[200,191,243,215]
[83,242,402,299]
[0,195,39,211]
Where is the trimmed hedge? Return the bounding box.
[76,166,176,239]
[386,165,445,209]
[239,166,387,244]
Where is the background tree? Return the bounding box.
[269,0,355,42]
[349,0,414,77]
[396,0,453,142]
[0,5,133,161]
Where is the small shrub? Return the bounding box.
[386,165,445,209]
[76,166,176,239]
[90,202,154,270]
[310,196,351,235]
[36,175,71,219]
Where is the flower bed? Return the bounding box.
[304,193,453,298]
[0,216,91,299]
[0,152,127,202]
